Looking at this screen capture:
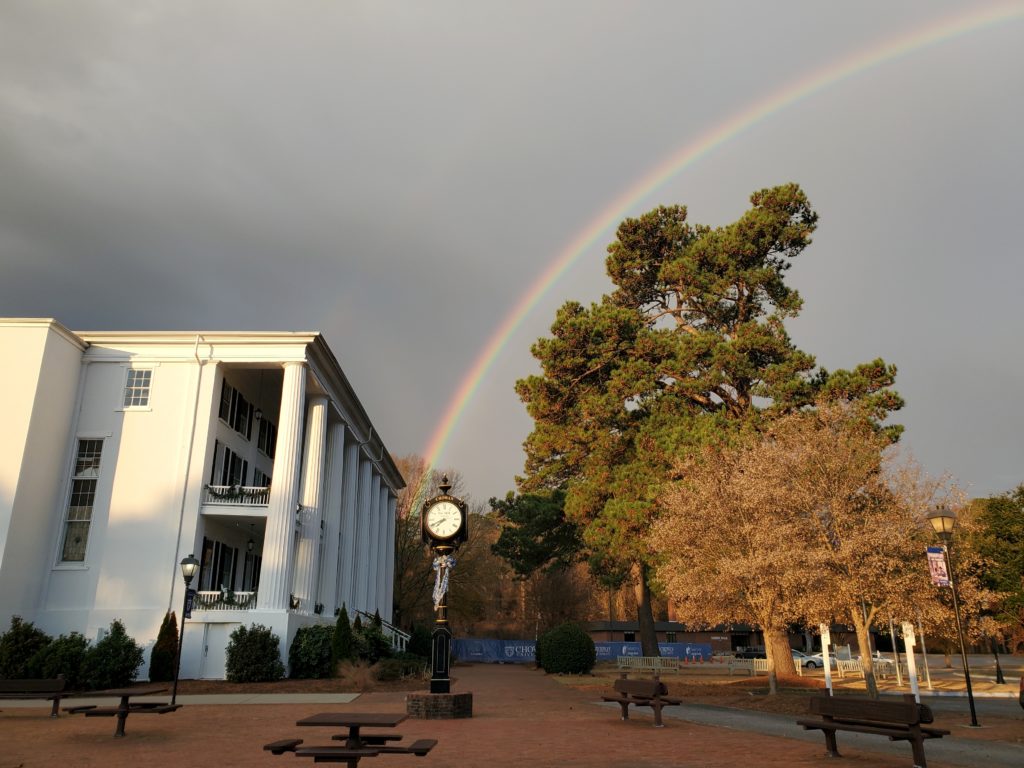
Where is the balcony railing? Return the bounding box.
[194,590,258,610]
[203,484,270,506]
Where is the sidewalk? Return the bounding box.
[1,664,1021,768]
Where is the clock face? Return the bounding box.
[425,500,462,539]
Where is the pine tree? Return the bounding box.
[331,605,354,672]
[148,612,178,682]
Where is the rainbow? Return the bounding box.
[419,3,1023,502]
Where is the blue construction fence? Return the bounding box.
[451,639,713,664]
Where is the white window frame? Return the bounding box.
[58,438,104,563]
[118,364,158,411]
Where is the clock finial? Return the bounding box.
[438,475,451,495]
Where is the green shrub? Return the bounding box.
[355,623,393,664]
[82,620,144,689]
[536,622,595,674]
[0,616,52,679]
[288,624,335,679]
[374,656,425,681]
[148,612,178,682]
[406,623,431,658]
[225,624,284,682]
[29,632,90,688]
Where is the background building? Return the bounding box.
[0,318,404,679]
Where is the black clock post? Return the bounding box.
[430,542,454,694]
[407,476,473,719]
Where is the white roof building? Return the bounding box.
[0,318,404,679]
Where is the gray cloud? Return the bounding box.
[1,1,1021,502]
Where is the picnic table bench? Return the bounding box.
[64,686,181,737]
[265,712,436,766]
[601,674,681,727]
[796,693,949,767]
[0,676,69,717]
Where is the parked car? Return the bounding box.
[804,652,837,669]
[791,650,816,668]
[734,648,767,659]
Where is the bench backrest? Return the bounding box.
[809,694,932,725]
[0,677,66,694]
[614,678,668,698]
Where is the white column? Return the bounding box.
[383,493,397,624]
[366,473,382,614]
[338,433,360,613]
[354,455,373,613]
[292,395,328,613]
[260,362,306,611]
[376,483,389,616]
[318,422,346,614]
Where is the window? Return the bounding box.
[242,551,262,591]
[199,537,238,591]
[623,631,636,642]
[666,632,677,643]
[253,468,270,489]
[60,439,103,562]
[257,418,277,458]
[208,442,248,487]
[218,379,253,440]
[123,369,152,408]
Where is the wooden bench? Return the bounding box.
[0,676,68,717]
[728,658,772,676]
[796,694,949,767]
[616,656,681,674]
[601,674,681,727]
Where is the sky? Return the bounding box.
[1,1,1022,505]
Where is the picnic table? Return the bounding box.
[64,685,181,737]
[264,712,436,766]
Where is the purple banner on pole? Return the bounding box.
[926,546,950,587]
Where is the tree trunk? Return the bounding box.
[632,563,660,656]
[764,627,797,695]
[850,609,879,698]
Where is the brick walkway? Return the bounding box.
[2,664,1013,767]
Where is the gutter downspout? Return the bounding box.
[167,335,208,612]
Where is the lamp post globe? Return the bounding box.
[180,554,200,586]
[925,507,956,540]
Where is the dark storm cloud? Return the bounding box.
[1,0,1021,501]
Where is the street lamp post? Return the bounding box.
[172,554,200,706]
[926,507,979,727]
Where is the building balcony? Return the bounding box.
[194,589,259,611]
[202,484,270,511]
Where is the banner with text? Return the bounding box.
[451,639,712,664]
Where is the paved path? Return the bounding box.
[644,698,1024,768]
[2,664,1021,767]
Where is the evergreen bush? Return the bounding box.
[355,623,393,664]
[536,622,595,674]
[406,623,431,658]
[331,606,354,670]
[288,624,335,679]
[29,632,90,689]
[148,612,179,682]
[374,656,425,681]
[81,620,144,689]
[225,624,284,682]
[0,616,52,679]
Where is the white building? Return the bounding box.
[0,318,404,679]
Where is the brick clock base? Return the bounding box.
[406,692,473,719]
